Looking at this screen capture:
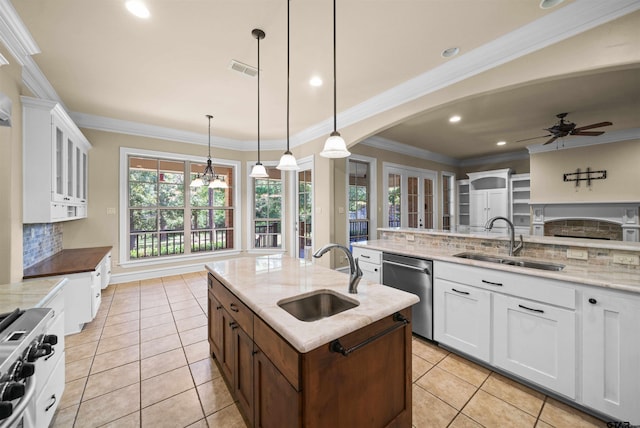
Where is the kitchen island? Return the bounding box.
[206,255,419,428]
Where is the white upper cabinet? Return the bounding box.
[23,96,91,223]
[467,169,511,232]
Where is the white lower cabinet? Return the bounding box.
[493,293,576,399]
[352,247,382,283]
[434,279,491,362]
[581,288,640,424]
[64,269,101,334]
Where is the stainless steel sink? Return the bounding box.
[278,290,359,322]
[454,252,565,271]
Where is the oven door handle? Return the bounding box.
[0,375,36,428]
[383,260,430,275]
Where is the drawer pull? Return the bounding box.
[330,312,409,357]
[588,298,597,305]
[360,255,371,259]
[45,394,57,412]
[229,303,239,313]
[518,304,544,314]
[481,279,503,287]
[229,321,238,330]
[452,288,469,295]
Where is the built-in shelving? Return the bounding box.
[457,179,470,232]
[510,173,531,235]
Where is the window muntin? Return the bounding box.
[388,173,401,227]
[253,167,283,249]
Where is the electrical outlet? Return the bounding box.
[566,248,588,260]
[613,253,640,266]
[406,234,415,242]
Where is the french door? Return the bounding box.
[295,157,313,259]
[384,164,438,229]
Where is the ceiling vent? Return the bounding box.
[229,60,258,78]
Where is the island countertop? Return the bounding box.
[205,255,419,353]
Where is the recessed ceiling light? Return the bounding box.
[441,47,460,58]
[309,76,323,87]
[496,141,506,146]
[449,115,461,123]
[126,1,150,18]
[539,0,564,9]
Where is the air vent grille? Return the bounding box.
[229,60,258,78]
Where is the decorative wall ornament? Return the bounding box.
[563,167,606,187]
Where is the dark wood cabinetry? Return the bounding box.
[207,273,412,428]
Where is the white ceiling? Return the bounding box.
[7,0,640,161]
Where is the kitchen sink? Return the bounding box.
[278,290,359,322]
[454,252,565,271]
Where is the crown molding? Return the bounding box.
[360,136,460,166]
[21,56,63,105]
[0,0,39,65]
[527,128,640,154]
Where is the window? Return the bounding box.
[252,166,283,249]
[442,172,455,231]
[122,148,239,264]
[383,163,438,229]
[297,165,313,258]
[348,160,370,244]
[190,163,235,252]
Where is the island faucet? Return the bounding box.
[313,244,363,294]
[485,216,524,257]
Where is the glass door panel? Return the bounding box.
[297,168,312,259]
[388,173,401,227]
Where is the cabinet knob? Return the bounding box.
[588,298,597,305]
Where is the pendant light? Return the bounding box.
[190,115,228,189]
[320,0,350,158]
[250,29,269,178]
[276,0,300,171]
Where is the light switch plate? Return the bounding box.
[406,234,415,242]
[566,248,588,260]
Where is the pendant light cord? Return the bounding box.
[332,0,337,133]
[257,34,261,163]
[207,114,212,158]
[287,0,290,151]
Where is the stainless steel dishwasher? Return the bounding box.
[382,252,433,340]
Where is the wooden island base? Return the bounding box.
[208,273,413,428]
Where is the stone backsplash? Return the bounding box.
[379,230,640,271]
[23,223,63,269]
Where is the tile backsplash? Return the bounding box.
[23,223,63,269]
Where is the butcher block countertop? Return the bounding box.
[23,246,112,279]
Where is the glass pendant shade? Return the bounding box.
[210,176,228,189]
[250,163,268,178]
[190,175,204,187]
[320,131,350,158]
[277,151,300,171]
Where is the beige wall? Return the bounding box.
[0,46,25,283]
[459,157,530,177]
[530,140,640,204]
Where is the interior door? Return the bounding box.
[407,174,435,229]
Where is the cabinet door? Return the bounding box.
[487,189,508,219]
[254,348,300,428]
[433,279,491,362]
[582,290,640,424]
[220,309,234,382]
[493,294,576,398]
[359,260,381,283]
[52,123,66,202]
[469,192,486,227]
[208,291,224,359]
[234,326,254,422]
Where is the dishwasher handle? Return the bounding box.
[383,260,430,275]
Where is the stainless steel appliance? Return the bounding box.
[382,253,433,340]
[0,308,58,428]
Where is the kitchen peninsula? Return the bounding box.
[206,255,419,427]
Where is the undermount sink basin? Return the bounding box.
[278,290,359,322]
[454,252,565,271]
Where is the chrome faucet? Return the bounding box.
[485,216,524,256]
[313,244,363,294]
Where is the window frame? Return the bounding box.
[119,147,241,267]
[246,161,287,253]
[346,154,377,245]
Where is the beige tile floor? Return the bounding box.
[51,272,607,428]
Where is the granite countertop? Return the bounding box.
[354,240,640,294]
[23,246,112,279]
[206,255,419,353]
[0,278,67,313]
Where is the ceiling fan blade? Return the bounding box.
[572,121,612,132]
[542,136,558,145]
[515,134,552,143]
[572,131,604,136]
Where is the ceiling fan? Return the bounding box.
[517,112,613,145]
